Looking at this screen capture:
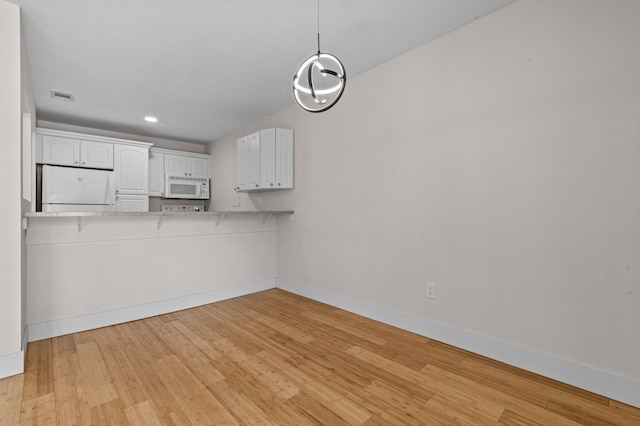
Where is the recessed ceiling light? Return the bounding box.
[144,116,158,123]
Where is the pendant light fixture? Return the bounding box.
[293,0,346,113]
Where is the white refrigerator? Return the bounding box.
[42,165,116,212]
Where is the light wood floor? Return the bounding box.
[1,289,639,425]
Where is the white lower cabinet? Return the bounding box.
[236,128,293,192]
[115,194,149,212]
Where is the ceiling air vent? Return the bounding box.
[51,90,74,102]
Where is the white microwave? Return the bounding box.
[165,175,210,199]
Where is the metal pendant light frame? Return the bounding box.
[293,1,346,113]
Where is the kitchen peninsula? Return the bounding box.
[25,209,293,343]
[28,126,295,366]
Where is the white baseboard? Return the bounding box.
[27,279,276,342]
[0,328,28,379]
[276,277,640,409]
[0,350,24,379]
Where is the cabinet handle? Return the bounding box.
[82,161,86,165]
[270,183,274,187]
[278,183,281,186]
[255,184,259,187]
[74,161,79,164]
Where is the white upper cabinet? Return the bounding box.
[236,132,261,191]
[80,141,114,169]
[274,128,294,189]
[148,150,165,197]
[164,153,210,179]
[114,144,149,195]
[40,133,113,169]
[236,128,293,192]
[260,129,276,189]
[187,156,209,179]
[165,154,187,176]
[150,148,210,197]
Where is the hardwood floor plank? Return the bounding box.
[110,322,182,419]
[124,400,165,426]
[610,400,640,420]
[499,409,546,426]
[211,356,312,424]
[546,397,640,426]
[22,339,54,401]
[279,361,372,425]
[361,380,433,425]
[20,393,56,426]
[0,374,24,426]
[301,310,389,345]
[51,345,92,425]
[418,364,580,426]
[285,391,353,425]
[21,339,57,425]
[9,289,640,425]
[89,398,128,425]
[425,392,503,425]
[146,318,226,387]
[206,380,274,425]
[75,341,119,408]
[346,345,431,388]
[153,354,238,425]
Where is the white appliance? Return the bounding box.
[161,204,206,212]
[165,175,209,199]
[42,165,116,212]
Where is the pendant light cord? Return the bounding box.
[317,0,321,54]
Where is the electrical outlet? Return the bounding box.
[425,282,436,299]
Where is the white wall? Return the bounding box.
[20,2,37,365]
[209,0,640,402]
[0,0,25,377]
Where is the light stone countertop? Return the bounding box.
[24,210,293,218]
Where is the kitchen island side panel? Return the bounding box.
[26,215,277,326]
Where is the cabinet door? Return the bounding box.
[236,136,250,190]
[81,140,113,169]
[275,128,294,189]
[260,129,276,189]
[165,154,188,176]
[236,132,261,191]
[148,151,165,197]
[114,144,149,196]
[247,131,261,190]
[41,135,80,167]
[187,157,209,179]
[115,194,149,212]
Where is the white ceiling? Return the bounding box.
[10,0,516,144]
